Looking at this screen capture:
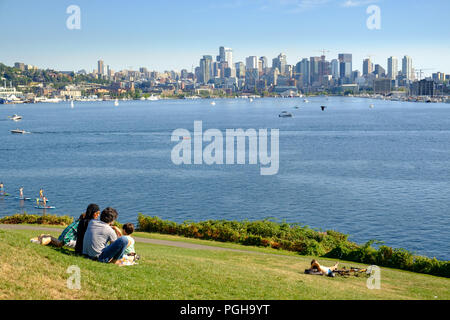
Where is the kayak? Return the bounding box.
[16,197,31,201]
[35,206,56,209]
[0,193,10,196]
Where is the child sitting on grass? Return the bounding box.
[122,223,137,258]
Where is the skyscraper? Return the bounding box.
[259,56,268,71]
[246,56,258,70]
[387,56,398,79]
[299,58,310,86]
[272,53,287,75]
[235,62,245,79]
[338,54,352,81]
[309,57,321,85]
[219,47,233,67]
[331,59,340,79]
[402,55,413,81]
[363,58,373,75]
[199,55,212,84]
[97,60,104,75]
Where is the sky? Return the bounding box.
[0,0,449,76]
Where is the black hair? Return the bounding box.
[85,203,100,220]
[123,223,135,235]
[100,207,118,224]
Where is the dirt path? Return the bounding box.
[0,224,254,254]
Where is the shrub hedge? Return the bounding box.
[0,213,73,226]
[137,214,450,278]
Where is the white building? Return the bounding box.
[402,55,413,81]
[387,56,398,80]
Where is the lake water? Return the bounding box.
[1,97,449,260]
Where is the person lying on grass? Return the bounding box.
[310,259,339,276]
[82,207,132,264]
[31,204,100,248]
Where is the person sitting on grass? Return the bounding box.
[310,259,339,276]
[75,203,101,255]
[121,223,138,259]
[82,207,131,264]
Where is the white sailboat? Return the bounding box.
[211,101,216,106]
[70,100,74,109]
[369,104,374,109]
[114,99,119,107]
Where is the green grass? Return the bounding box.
[1,229,449,300]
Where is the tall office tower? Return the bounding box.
[338,54,352,80]
[318,56,330,83]
[218,47,233,66]
[374,64,386,77]
[272,53,287,75]
[199,55,213,84]
[235,62,245,78]
[387,56,398,79]
[309,57,321,84]
[97,60,104,75]
[246,56,258,70]
[363,58,373,75]
[299,58,310,86]
[402,55,413,81]
[331,59,340,79]
[259,56,268,70]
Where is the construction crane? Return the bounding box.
[415,68,434,81]
[317,49,330,57]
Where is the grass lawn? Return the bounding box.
[1,228,449,300]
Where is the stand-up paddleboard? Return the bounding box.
[35,206,56,209]
[36,198,50,203]
[16,197,31,201]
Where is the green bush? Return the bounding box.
[0,213,73,226]
[136,214,449,278]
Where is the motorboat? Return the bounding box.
[11,129,30,134]
[279,111,293,118]
[211,101,216,106]
[9,114,22,121]
[114,99,119,106]
[147,94,159,101]
[369,104,374,109]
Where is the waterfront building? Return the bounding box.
[387,56,398,79]
[338,53,352,82]
[373,78,392,94]
[363,58,373,75]
[402,56,413,81]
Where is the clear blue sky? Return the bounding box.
[1,0,449,76]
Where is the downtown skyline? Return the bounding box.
[0,0,449,76]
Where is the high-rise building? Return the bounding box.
[97,60,104,75]
[246,56,258,70]
[374,64,386,77]
[363,58,373,75]
[272,53,287,75]
[299,58,310,86]
[235,62,245,79]
[387,56,398,79]
[199,55,213,84]
[331,59,340,79]
[218,47,233,67]
[310,57,321,85]
[338,54,352,81]
[259,56,268,72]
[402,56,413,81]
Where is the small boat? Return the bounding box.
[16,197,31,201]
[9,114,22,121]
[321,106,327,111]
[369,104,374,109]
[114,99,119,106]
[304,99,309,103]
[279,111,293,118]
[35,206,56,209]
[11,129,30,134]
[147,94,159,101]
[211,101,216,106]
[249,98,254,102]
[294,105,300,109]
[70,100,74,108]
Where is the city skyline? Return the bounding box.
[0,0,449,76]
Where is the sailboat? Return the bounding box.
[211,101,216,106]
[114,99,119,107]
[369,104,374,109]
[70,100,74,109]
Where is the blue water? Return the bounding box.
[1,97,449,260]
